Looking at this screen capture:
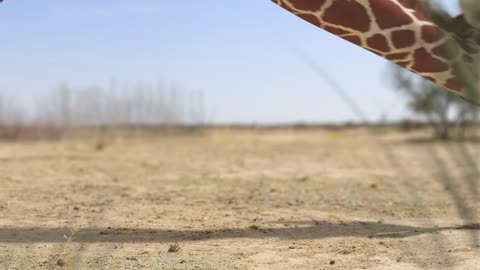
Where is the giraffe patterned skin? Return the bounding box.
[272,0,480,102]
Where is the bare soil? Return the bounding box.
[0,128,479,269]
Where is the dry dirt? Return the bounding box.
[0,128,479,270]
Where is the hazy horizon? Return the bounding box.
[0,0,461,124]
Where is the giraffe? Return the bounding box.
[271,0,480,103]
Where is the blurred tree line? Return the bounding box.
[0,81,210,140]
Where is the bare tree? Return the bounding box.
[0,79,212,141]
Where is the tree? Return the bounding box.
[388,64,479,140]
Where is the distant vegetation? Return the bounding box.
[388,64,480,140]
[2,69,479,142]
[0,81,210,141]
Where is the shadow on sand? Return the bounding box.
[0,220,478,243]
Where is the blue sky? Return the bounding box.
[0,0,460,124]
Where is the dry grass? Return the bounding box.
[0,128,478,269]
[168,243,182,253]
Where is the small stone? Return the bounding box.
[329,260,336,265]
[56,259,66,266]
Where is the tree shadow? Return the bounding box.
[0,220,478,243]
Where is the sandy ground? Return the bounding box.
[0,128,479,270]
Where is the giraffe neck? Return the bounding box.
[272,0,480,98]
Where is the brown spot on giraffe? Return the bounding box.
[391,30,416,49]
[421,25,443,43]
[412,48,449,73]
[322,1,370,32]
[445,78,462,91]
[367,34,391,53]
[386,52,410,61]
[369,0,413,29]
[342,35,363,46]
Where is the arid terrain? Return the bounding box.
[0,128,479,269]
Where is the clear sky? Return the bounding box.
[0,0,461,124]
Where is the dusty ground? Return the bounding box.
[0,128,479,270]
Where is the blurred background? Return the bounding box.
[0,0,473,138]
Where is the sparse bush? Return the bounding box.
[388,64,479,140]
[167,243,181,253]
